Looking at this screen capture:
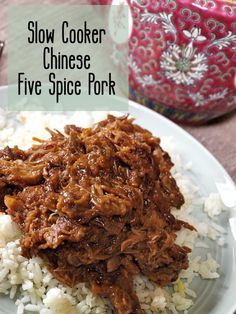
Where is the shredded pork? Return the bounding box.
[0,115,193,314]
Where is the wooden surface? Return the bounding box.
[183,113,236,182]
[0,0,236,182]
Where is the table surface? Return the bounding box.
[0,0,236,183]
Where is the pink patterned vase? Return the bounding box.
[92,0,236,124]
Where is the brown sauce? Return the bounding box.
[0,115,193,314]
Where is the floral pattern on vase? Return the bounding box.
[125,0,236,123]
[90,0,236,123]
[159,26,209,86]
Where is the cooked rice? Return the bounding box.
[204,193,226,218]
[0,111,225,314]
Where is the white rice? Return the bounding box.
[204,193,226,218]
[0,111,227,314]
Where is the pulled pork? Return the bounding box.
[0,115,193,314]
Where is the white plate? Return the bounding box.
[0,86,236,314]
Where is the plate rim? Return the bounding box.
[0,83,235,189]
[0,85,236,314]
[129,99,235,190]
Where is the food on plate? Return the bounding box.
[0,115,195,314]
